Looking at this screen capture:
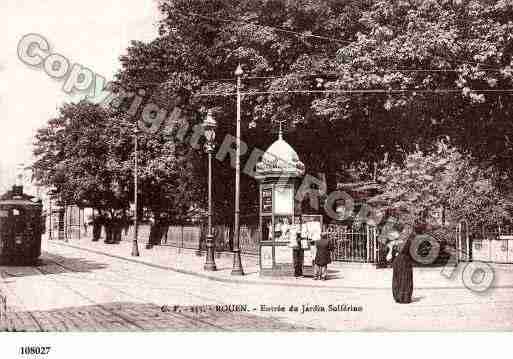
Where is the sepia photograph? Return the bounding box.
[1,0,513,357]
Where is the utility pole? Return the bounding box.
[232,64,244,276]
[131,125,140,257]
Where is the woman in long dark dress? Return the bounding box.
[392,236,414,303]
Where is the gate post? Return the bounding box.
[457,222,461,261]
[458,220,471,262]
[366,225,371,263]
[374,227,379,265]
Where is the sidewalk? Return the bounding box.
[45,236,513,290]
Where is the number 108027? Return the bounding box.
[20,346,51,355]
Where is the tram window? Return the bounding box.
[13,209,21,216]
[0,210,8,217]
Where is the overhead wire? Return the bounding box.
[172,9,507,70]
[195,88,513,97]
[125,9,513,96]
[202,67,508,83]
[173,10,352,44]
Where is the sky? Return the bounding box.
[1,0,160,187]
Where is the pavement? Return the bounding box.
[0,236,513,331]
[45,235,513,290]
[0,247,311,331]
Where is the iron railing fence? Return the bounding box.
[325,224,376,263]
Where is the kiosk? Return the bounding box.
[255,129,321,276]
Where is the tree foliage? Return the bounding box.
[34,0,513,224]
[372,139,513,229]
[318,0,513,174]
[33,101,198,221]
[118,1,513,203]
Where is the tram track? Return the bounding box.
[41,251,224,304]
[30,254,232,331]
[3,247,312,331]
[38,251,314,331]
[0,268,45,331]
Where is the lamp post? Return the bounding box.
[131,125,140,257]
[203,109,217,271]
[48,186,57,241]
[232,64,244,275]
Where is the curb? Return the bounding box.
[50,240,365,289]
[49,240,392,289]
[47,240,513,291]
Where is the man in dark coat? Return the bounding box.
[104,213,114,244]
[292,232,304,277]
[90,213,104,242]
[314,233,333,280]
[112,211,123,243]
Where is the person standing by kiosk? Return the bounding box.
[314,232,333,280]
[282,217,301,277]
[289,221,303,277]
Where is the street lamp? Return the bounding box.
[131,125,140,257]
[203,109,217,271]
[232,64,244,275]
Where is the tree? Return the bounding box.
[317,0,513,176]
[36,1,513,228]
[33,101,198,227]
[112,0,513,221]
[33,102,125,211]
[372,139,513,233]
[113,0,377,220]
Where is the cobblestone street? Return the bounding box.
[1,239,513,331]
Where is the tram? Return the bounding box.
[0,185,43,265]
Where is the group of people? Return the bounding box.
[283,217,418,304]
[88,212,131,243]
[280,218,333,280]
[88,211,170,248]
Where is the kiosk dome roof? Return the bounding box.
[256,130,305,178]
[263,133,300,163]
